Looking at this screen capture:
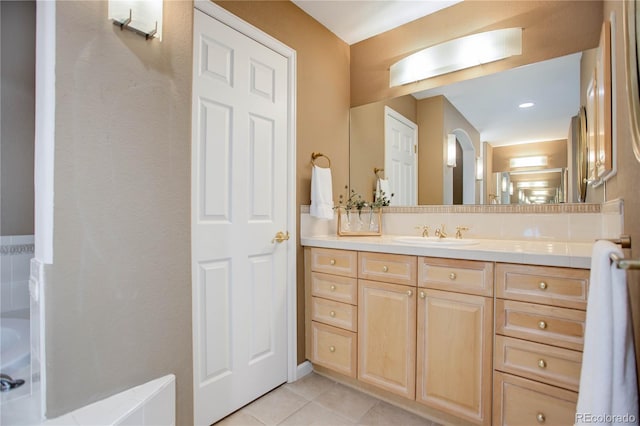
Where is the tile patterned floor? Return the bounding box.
[215,373,441,426]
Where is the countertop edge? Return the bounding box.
[300,236,593,269]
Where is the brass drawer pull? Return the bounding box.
[406,290,413,297]
[382,265,389,272]
[449,272,457,280]
[330,285,336,291]
[539,281,548,290]
[538,320,548,330]
[538,359,547,369]
[329,345,336,353]
[536,413,546,423]
[419,291,426,299]
[330,259,336,265]
[330,311,336,317]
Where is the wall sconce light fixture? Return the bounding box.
[109,0,163,40]
[509,182,514,195]
[447,134,457,167]
[509,155,548,169]
[389,28,522,87]
[475,157,483,180]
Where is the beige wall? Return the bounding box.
[442,96,482,204]
[48,1,194,423]
[602,0,640,382]
[349,95,416,203]
[351,1,603,107]
[215,0,351,364]
[1,1,35,236]
[416,96,480,204]
[48,1,350,421]
[417,97,444,204]
[492,140,568,172]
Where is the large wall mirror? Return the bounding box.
[350,48,602,206]
[625,0,640,163]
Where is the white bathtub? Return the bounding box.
[1,318,30,375]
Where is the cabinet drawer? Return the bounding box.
[419,257,493,296]
[493,372,578,426]
[311,248,357,277]
[496,263,589,310]
[495,335,582,392]
[312,296,357,332]
[311,321,357,378]
[359,252,417,286]
[496,300,586,351]
[311,272,357,305]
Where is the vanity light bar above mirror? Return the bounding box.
[509,155,548,168]
[389,28,522,87]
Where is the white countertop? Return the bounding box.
[301,235,594,269]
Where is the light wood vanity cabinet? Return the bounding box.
[357,252,417,398]
[417,258,494,425]
[305,248,590,426]
[493,263,589,426]
[308,248,358,377]
[358,278,417,399]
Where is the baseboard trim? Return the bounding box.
[293,361,313,382]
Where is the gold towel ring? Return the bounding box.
[311,152,331,168]
[374,167,385,178]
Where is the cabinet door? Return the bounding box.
[358,279,416,399]
[416,289,493,425]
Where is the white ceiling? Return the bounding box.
[413,53,581,146]
[293,0,581,147]
[291,0,461,45]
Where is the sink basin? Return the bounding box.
[394,236,479,246]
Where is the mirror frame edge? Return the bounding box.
[624,0,640,163]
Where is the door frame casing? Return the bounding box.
[192,0,298,384]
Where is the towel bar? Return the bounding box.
[598,234,632,249]
[610,253,640,270]
[311,152,331,167]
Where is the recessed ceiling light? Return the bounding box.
[519,102,535,109]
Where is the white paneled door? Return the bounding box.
[191,7,293,425]
[384,106,418,206]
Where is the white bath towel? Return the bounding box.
[576,241,638,425]
[376,178,391,201]
[310,165,334,220]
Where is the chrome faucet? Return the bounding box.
[434,224,447,239]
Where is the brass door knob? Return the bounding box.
[538,359,547,369]
[406,290,413,297]
[272,231,290,243]
[382,265,389,272]
[536,413,546,423]
[539,281,548,290]
[329,346,336,353]
[330,259,336,265]
[419,291,426,299]
[330,311,336,317]
[449,272,457,280]
[330,285,336,291]
[538,320,548,330]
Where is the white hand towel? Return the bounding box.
[310,165,334,220]
[376,178,390,200]
[576,240,638,425]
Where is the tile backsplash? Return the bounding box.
[1,235,35,315]
[301,200,623,243]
